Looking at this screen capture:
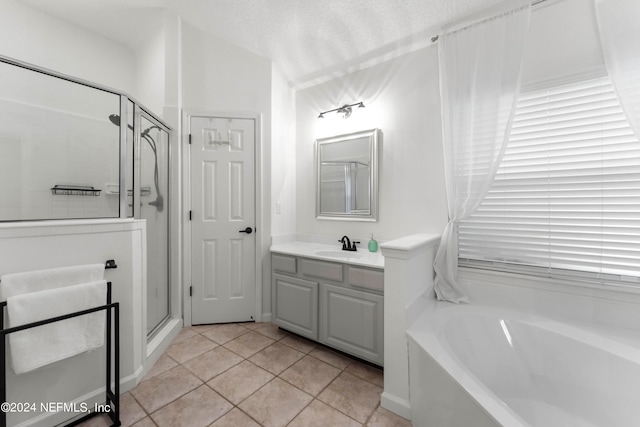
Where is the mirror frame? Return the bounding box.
[315,128,380,222]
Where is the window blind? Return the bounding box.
[458,76,640,282]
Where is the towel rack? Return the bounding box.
[0,283,120,427]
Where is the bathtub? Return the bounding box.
[406,302,640,427]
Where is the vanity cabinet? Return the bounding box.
[272,252,384,365]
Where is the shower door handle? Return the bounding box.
[239,227,253,234]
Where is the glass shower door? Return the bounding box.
[139,113,170,337]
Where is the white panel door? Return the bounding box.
[190,116,255,324]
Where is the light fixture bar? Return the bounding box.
[318,101,365,119]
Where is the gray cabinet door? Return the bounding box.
[319,283,384,365]
[273,274,318,340]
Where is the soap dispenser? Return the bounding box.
[368,233,378,253]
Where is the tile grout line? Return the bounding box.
[253,328,377,426]
[280,366,366,426]
[129,323,387,427]
[212,328,299,426]
[205,326,313,426]
[199,325,292,426]
[201,324,384,426]
[128,390,159,426]
[271,329,384,426]
[217,332,303,425]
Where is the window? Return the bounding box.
[459,75,640,283]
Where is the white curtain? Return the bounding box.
[594,0,640,138]
[433,3,531,303]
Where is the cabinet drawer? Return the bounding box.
[272,254,297,274]
[347,266,383,292]
[300,258,343,282]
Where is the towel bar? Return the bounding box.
[0,282,120,427]
[0,260,118,283]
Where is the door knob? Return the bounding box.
[239,227,253,234]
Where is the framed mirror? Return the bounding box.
[316,128,380,221]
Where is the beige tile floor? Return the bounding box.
[79,322,413,427]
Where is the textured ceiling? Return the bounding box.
[19,0,505,88]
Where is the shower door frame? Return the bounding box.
[0,54,179,343]
[135,107,173,338]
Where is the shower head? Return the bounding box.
[108,114,134,131]
[108,113,164,212]
[142,125,161,137]
[109,114,161,137]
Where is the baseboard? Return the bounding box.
[261,312,272,323]
[123,365,145,391]
[146,318,182,358]
[17,319,181,427]
[15,368,143,427]
[381,391,412,420]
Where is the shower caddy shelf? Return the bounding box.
[0,260,120,427]
[50,185,102,196]
[104,185,151,197]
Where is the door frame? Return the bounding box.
[182,110,265,327]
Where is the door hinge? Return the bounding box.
[188,134,192,144]
[189,286,192,297]
[189,210,192,221]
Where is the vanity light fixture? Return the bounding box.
[317,101,365,119]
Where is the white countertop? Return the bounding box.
[270,241,384,269]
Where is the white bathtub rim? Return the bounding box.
[406,329,527,427]
[457,267,640,349]
[424,302,640,366]
[407,301,640,427]
[517,316,640,364]
[407,306,530,427]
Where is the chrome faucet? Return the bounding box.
[339,235,360,251]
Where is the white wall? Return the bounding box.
[271,65,296,238]
[181,23,272,115]
[295,46,448,243]
[0,7,176,425]
[269,64,296,320]
[293,0,605,246]
[180,22,274,320]
[162,13,182,131]
[134,26,167,118]
[0,0,135,94]
[522,0,604,86]
[0,221,145,427]
[0,0,176,120]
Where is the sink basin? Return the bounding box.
[315,250,362,259]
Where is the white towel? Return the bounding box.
[7,280,107,374]
[0,263,105,300]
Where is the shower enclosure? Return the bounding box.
[138,114,171,336]
[0,55,173,338]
